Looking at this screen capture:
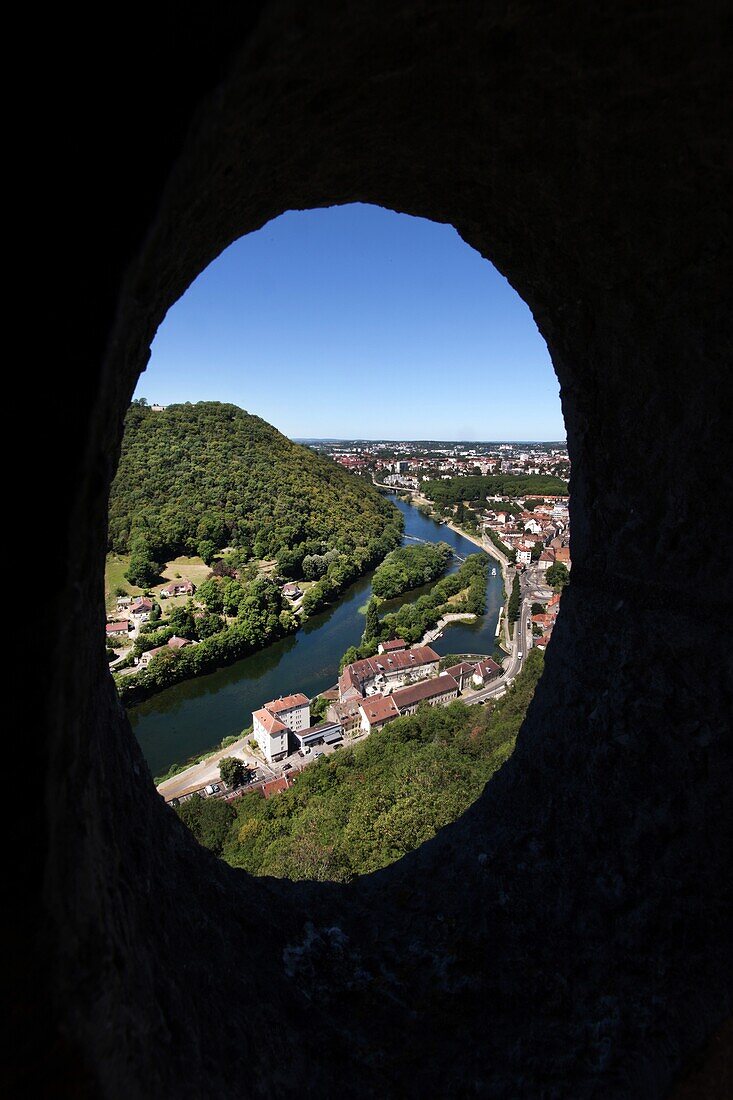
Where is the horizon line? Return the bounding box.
[292,437,568,444]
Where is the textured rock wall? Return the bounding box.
[17,2,730,1096]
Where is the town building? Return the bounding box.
[339,645,440,701]
[472,658,501,687]
[138,635,192,667]
[252,709,289,763]
[390,673,459,715]
[444,661,478,691]
[327,697,362,736]
[359,695,399,734]
[130,597,154,622]
[291,720,343,753]
[252,692,310,762]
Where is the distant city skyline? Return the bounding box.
[135,203,565,440]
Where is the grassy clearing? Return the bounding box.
[105,553,211,612]
[446,586,471,605]
[105,555,143,610]
[159,555,211,586]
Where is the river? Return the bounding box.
[130,497,504,776]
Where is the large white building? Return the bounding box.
[339,645,440,702]
[252,692,310,763]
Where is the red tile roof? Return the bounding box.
[253,708,288,734]
[475,658,501,679]
[359,696,399,727]
[131,598,153,612]
[264,692,310,713]
[392,673,459,710]
[263,777,290,798]
[445,661,477,678]
[105,621,129,633]
[380,638,407,651]
[342,646,440,696]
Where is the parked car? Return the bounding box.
[282,763,292,772]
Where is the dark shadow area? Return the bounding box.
[19,3,730,1096]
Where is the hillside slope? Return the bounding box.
[177,650,545,880]
[109,401,401,565]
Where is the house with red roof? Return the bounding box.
[139,635,193,668]
[130,597,154,622]
[105,620,130,637]
[472,658,502,687]
[159,579,196,598]
[358,695,399,734]
[444,661,478,691]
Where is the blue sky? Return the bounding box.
[136,203,564,440]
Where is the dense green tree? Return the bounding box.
[371,542,452,599]
[531,602,545,616]
[507,573,521,623]
[109,401,401,567]
[546,561,570,591]
[175,795,234,855]
[219,757,246,789]
[197,539,217,565]
[125,537,161,587]
[310,695,330,722]
[196,578,224,613]
[380,554,488,645]
[196,611,225,639]
[363,598,382,642]
[423,474,568,508]
[167,605,197,638]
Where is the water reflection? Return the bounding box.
[131,497,503,775]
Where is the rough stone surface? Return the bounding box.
[17,2,731,1096]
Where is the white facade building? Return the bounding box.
[252,693,310,763]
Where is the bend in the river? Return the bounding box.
[130,497,504,776]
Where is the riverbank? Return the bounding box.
[131,497,504,777]
[422,611,477,644]
[443,519,514,647]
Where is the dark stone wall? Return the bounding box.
[17,2,730,1095]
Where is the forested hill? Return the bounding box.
[109,402,401,566]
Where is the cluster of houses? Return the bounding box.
[252,639,503,764]
[531,590,563,652]
[104,580,197,647]
[480,498,571,570]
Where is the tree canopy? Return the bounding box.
[109,401,402,567]
[423,474,568,508]
[371,541,452,599]
[546,561,570,591]
[219,757,247,789]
